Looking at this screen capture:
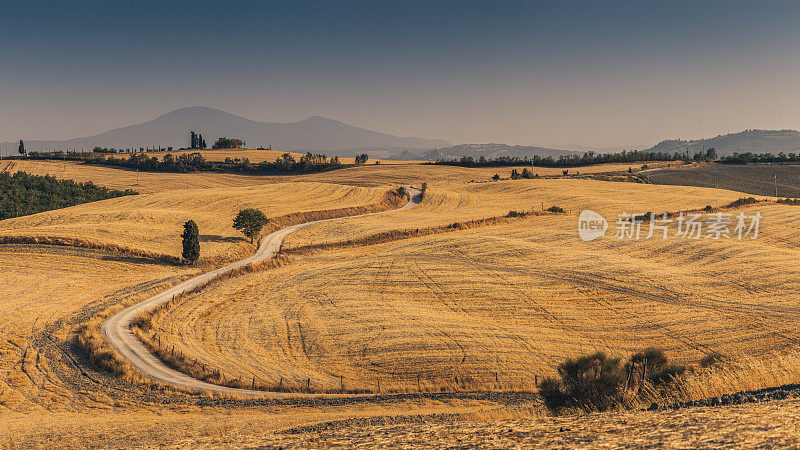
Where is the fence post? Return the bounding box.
[377,379,380,393]
[417,374,421,392]
[340,375,344,391]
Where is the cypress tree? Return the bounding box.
[181,220,200,264]
[18,140,26,155]
[190,131,197,149]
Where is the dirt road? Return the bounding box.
[103,188,420,398]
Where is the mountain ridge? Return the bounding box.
[646,129,800,156]
[1,107,450,156]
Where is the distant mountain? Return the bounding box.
[646,130,800,157]
[406,143,577,161]
[1,107,450,156]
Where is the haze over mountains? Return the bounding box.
[1,107,450,157]
[3,107,800,161]
[646,130,800,157]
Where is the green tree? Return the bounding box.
[190,131,197,149]
[181,220,200,265]
[18,140,26,155]
[233,209,269,243]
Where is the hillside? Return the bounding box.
[647,129,800,156]
[2,107,450,155]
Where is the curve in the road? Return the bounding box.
[103,188,421,398]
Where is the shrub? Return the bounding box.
[420,182,428,198]
[699,352,724,368]
[396,186,409,200]
[492,173,500,181]
[562,169,569,176]
[547,206,565,213]
[626,347,685,386]
[510,169,521,180]
[540,352,626,414]
[726,197,758,208]
[703,205,713,212]
[506,210,523,218]
[521,168,534,179]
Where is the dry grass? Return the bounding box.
[0,182,390,264]
[2,160,800,446]
[665,349,800,403]
[0,244,186,411]
[1,158,674,192]
[145,180,798,396]
[283,178,746,248]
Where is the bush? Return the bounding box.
[396,186,409,200]
[626,347,685,386]
[726,197,758,208]
[521,168,534,179]
[700,352,724,368]
[492,173,500,181]
[703,205,713,212]
[542,348,685,415]
[540,352,626,414]
[420,182,428,198]
[547,206,565,213]
[506,210,524,218]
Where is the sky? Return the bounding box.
[2,0,800,149]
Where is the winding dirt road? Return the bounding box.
[103,188,420,398]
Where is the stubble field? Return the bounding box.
[2,160,800,447]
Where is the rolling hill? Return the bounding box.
[2,107,450,156]
[647,129,800,156]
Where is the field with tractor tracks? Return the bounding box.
[2,161,800,447]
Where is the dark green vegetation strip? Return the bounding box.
[0,171,137,220]
[22,150,345,175]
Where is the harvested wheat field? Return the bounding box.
[2,161,800,448]
[1,158,668,192]
[143,180,799,396]
[284,178,745,247]
[0,182,391,264]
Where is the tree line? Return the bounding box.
[20,151,345,175]
[430,148,719,168]
[720,152,800,164]
[0,171,137,220]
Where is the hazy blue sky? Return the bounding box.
[2,0,800,148]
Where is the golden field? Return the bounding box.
[0,181,389,263]
[2,160,800,447]
[283,177,745,248]
[146,195,800,395]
